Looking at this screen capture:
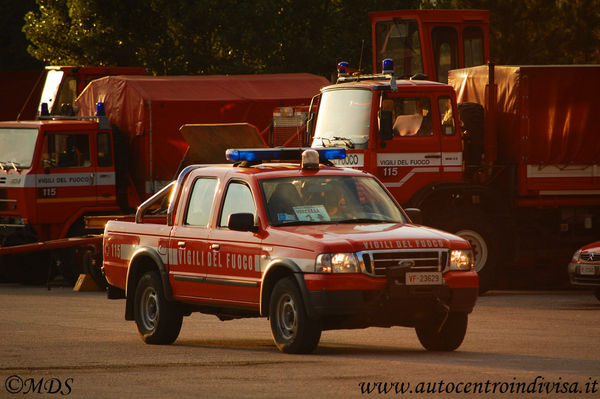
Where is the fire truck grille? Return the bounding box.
[580,252,600,262]
[361,250,447,277]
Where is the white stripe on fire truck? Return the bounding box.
[116,243,317,274]
[0,172,116,188]
[383,167,438,188]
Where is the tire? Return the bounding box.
[416,312,468,351]
[134,271,183,345]
[436,210,500,294]
[269,277,321,354]
[83,249,108,289]
[594,288,600,302]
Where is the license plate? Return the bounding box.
[580,265,596,276]
[405,271,442,285]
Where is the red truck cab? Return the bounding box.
[103,148,478,353]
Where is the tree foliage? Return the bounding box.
[14,0,600,75]
[0,0,42,69]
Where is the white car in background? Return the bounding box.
[568,241,600,302]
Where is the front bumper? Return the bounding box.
[304,272,478,330]
[568,262,600,287]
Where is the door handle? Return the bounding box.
[178,241,186,249]
[424,154,441,159]
[210,244,220,250]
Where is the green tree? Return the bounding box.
[22,0,423,75]
[0,0,42,69]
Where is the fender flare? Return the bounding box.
[259,259,315,319]
[124,247,172,320]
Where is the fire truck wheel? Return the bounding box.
[437,212,499,294]
[415,312,468,351]
[82,250,108,289]
[269,277,321,354]
[134,271,183,345]
[595,288,600,302]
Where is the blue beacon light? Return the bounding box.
[96,102,106,116]
[382,58,394,75]
[337,61,349,78]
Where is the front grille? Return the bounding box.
[580,252,600,262]
[361,250,446,277]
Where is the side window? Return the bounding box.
[219,181,256,228]
[463,27,485,67]
[185,178,217,226]
[432,26,458,83]
[97,132,113,167]
[41,133,91,168]
[384,97,433,137]
[438,97,456,136]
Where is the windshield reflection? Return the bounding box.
[311,89,371,149]
[0,128,38,169]
[261,175,406,226]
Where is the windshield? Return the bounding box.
[261,175,406,226]
[311,89,372,149]
[38,70,64,115]
[375,19,423,77]
[0,128,38,169]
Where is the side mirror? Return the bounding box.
[228,213,258,232]
[404,208,422,225]
[379,109,394,141]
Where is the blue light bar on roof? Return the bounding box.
[225,148,346,163]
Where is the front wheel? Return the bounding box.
[134,271,183,344]
[416,312,468,351]
[436,211,500,293]
[269,277,321,354]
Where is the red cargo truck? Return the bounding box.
[0,73,328,284]
[303,10,599,291]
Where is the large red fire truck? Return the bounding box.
[300,9,600,291]
[0,73,328,285]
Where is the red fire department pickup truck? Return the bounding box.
[102,148,478,353]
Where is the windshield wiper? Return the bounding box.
[273,220,332,227]
[0,161,18,171]
[313,136,333,148]
[338,218,394,224]
[313,136,355,149]
[331,136,355,149]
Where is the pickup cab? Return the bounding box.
[102,148,478,353]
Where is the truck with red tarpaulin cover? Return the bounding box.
[0,73,329,284]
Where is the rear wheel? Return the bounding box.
[416,312,468,351]
[594,288,600,302]
[269,277,321,354]
[134,271,182,344]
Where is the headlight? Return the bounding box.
[571,249,582,263]
[449,249,474,271]
[315,253,360,273]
